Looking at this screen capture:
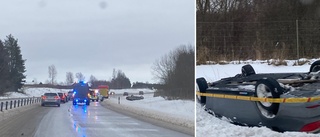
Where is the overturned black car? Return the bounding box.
[197,60,320,133]
[126,95,144,101]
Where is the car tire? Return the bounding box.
[255,77,283,119]
[41,103,44,106]
[196,77,208,105]
[242,64,256,76]
[310,60,320,73]
[58,104,60,107]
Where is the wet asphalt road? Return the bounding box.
[0,101,192,137]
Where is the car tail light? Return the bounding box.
[300,120,320,132]
[42,96,46,100]
[54,96,60,100]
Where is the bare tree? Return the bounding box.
[152,52,176,84]
[65,72,74,84]
[89,75,97,83]
[32,78,38,84]
[48,65,57,84]
[152,45,194,100]
[75,72,85,81]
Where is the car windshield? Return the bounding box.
[44,93,57,96]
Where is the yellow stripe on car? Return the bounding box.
[196,91,320,103]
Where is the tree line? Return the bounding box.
[89,69,132,89]
[0,35,26,95]
[197,0,320,64]
[47,66,134,89]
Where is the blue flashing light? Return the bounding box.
[79,81,86,84]
[76,99,79,102]
[84,99,87,102]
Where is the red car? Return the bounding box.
[58,92,68,103]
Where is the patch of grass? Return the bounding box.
[268,59,287,66]
[293,60,309,66]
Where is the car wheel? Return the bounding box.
[41,103,44,106]
[58,104,60,107]
[310,60,320,73]
[255,77,283,119]
[242,64,256,76]
[196,77,208,105]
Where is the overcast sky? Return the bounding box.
[0,0,195,84]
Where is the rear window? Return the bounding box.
[44,93,57,96]
[58,93,63,96]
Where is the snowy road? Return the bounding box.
[0,101,190,137]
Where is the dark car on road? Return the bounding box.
[123,92,128,96]
[58,92,67,103]
[41,93,61,107]
[67,91,73,101]
[72,81,90,106]
[197,60,320,133]
[139,91,144,95]
[109,91,115,95]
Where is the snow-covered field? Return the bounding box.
[196,59,320,137]
[109,88,155,95]
[0,88,70,99]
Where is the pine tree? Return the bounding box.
[0,39,10,94]
[4,34,26,91]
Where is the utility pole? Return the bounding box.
[296,20,299,62]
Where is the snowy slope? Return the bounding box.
[196,60,320,137]
[108,94,194,129]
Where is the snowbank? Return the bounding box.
[107,93,194,129]
[196,103,318,137]
[197,60,312,83]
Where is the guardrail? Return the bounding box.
[0,97,41,112]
